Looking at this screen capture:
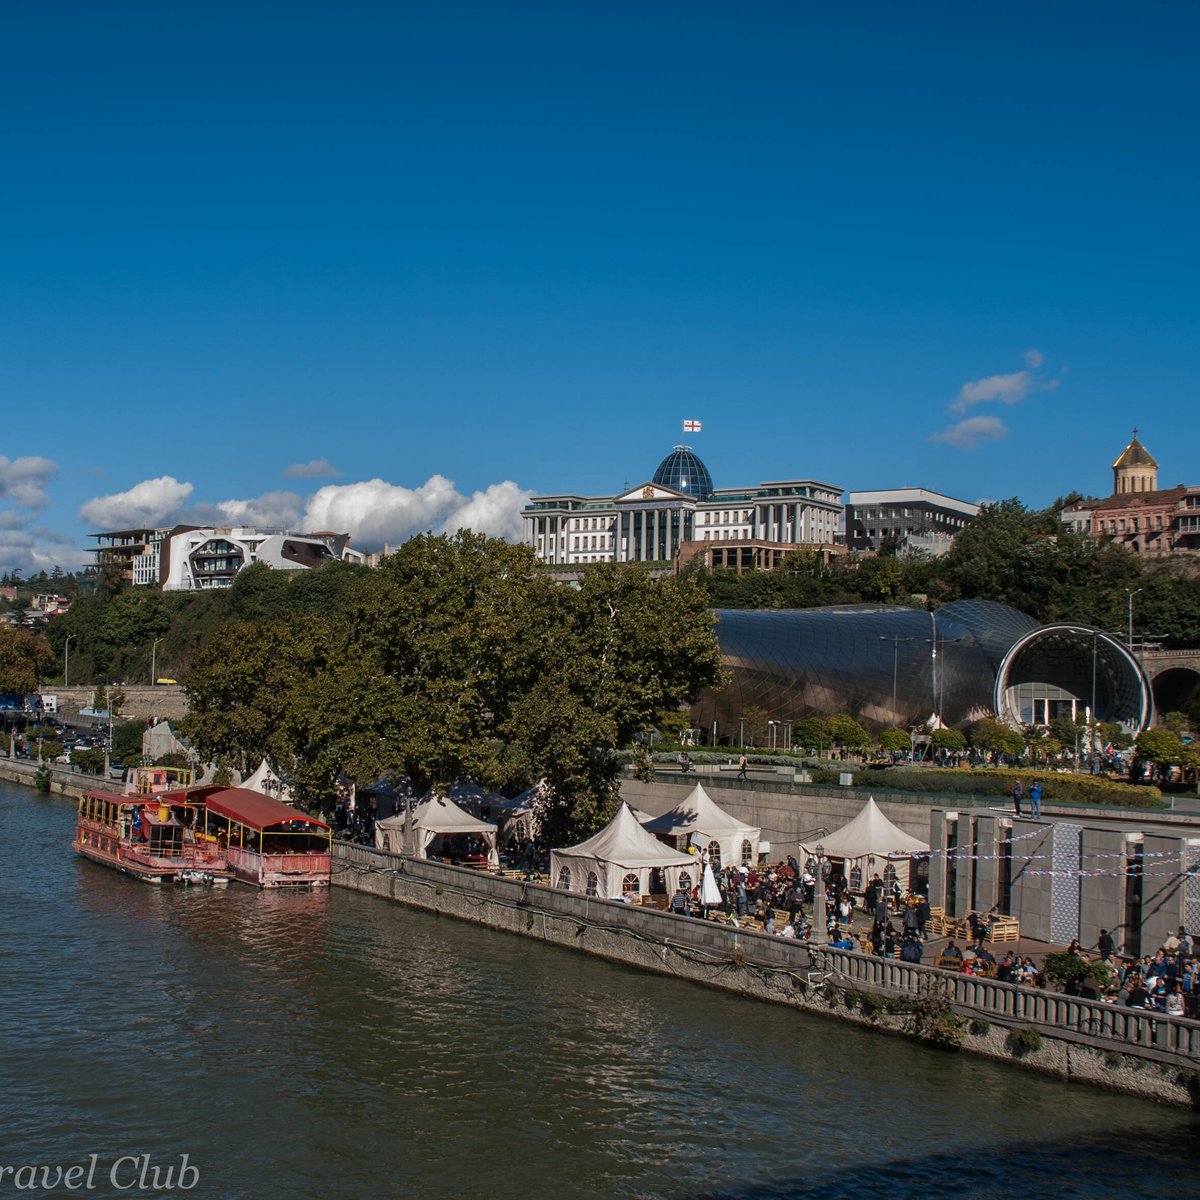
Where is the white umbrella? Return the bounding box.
[701,861,723,908]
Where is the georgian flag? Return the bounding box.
[683,419,702,432]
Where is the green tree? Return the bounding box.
[879,727,910,754]
[967,717,1025,758]
[931,727,966,754]
[1135,728,1183,767]
[793,715,829,756]
[826,713,870,752]
[0,627,53,692]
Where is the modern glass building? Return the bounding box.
[692,600,1153,738]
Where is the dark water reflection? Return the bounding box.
[2,783,1197,1199]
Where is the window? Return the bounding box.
[622,872,640,897]
[678,870,692,892]
[849,864,863,892]
[883,863,898,892]
[556,867,571,890]
[586,871,599,897]
[706,840,722,870]
[741,839,754,865]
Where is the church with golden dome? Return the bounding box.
[1064,431,1200,556]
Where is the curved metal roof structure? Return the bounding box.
[692,600,1153,736]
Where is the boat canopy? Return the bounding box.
[199,787,329,833]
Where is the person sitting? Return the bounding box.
[829,932,855,950]
[942,939,963,960]
[900,934,923,964]
[677,751,692,774]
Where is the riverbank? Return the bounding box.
[333,840,1200,1109]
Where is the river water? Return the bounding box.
[2,779,1198,1200]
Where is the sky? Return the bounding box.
[2,1,1197,574]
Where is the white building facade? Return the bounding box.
[522,446,843,566]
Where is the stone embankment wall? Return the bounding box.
[333,841,1200,1109]
[40,685,188,724]
[0,757,90,797]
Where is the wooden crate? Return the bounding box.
[926,906,946,936]
[989,916,1020,942]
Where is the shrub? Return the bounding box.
[858,992,885,1022]
[905,980,967,1049]
[34,765,51,793]
[1007,1026,1043,1057]
[969,1018,991,1037]
[872,767,1161,808]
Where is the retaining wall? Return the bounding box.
[333,840,1200,1107]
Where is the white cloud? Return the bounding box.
[303,475,532,549]
[1022,348,1044,369]
[283,458,339,479]
[190,491,303,530]
[0,510,32,531]
[930,415,1008,449]
[439,481,535,542]
[80,476,194,529]
[0,528,90,576]
[951,370,1034,412]
[0,455,58,509]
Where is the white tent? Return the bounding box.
[550,802,698,901]
[799,796,929,886]
[239,759,296,806]
[375,793,500,867]
[641,783,762,869]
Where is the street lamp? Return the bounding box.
[810,844,830,946]
[1125,588,1142,650]
[64,635,74,688]
[879,636,913,726]
[151,637,164,685]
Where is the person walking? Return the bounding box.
[1012,778,1024,816]
[737,753,748,780]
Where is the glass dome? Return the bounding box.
[652,446,714,499]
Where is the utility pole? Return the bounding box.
[64,635,74,688]
[1125,587,1142,650]
[151,637,163,685]
[879,635,913,726]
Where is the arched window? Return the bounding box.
[679,870,692,892]
[586,871,599,897]
[741,839,754,865]
[883,863,898,892]
[622,872,640,897]
[556,866,571,890]
[849,864,863,892]
[707,840,722,870]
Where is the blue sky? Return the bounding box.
[2,2,1197,573]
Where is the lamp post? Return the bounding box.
[1090,631,1099,772]
[1125,587,1142,650]
[151,637,163,686]
[64,635,74,688]
[879,635,913,726]
[810,844,830,946]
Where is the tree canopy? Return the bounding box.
[182,534,725,838]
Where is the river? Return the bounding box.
[2,779,1197,1199]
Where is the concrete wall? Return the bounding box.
[331,841,1200,1108]
[39,685,188,723]
[619,773,936,854]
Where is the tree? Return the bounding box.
[967,717,1025,758]
[740,704,769,747]
[793,715,829,757]
[510,562,725,841]
[879,727,910,754]
[826,713,870,752]
[1135,728,1183,768]
[931,727,966,754]
[0,627,52,693]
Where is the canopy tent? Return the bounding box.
[799,796,929,889]
[491,781,547,847]
[239,759,296,807]
[550,802,698,901]
[374,793,499,867]
[641,783,762,870]
[440,779,506,816]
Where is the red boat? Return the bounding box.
[73,786,234,886]
[189,786,331,888]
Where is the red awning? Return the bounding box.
[200,787,330,833]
